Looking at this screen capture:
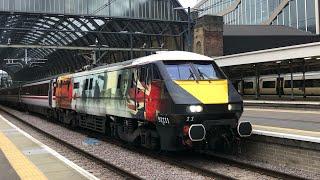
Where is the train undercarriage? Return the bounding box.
[13,103,250,152]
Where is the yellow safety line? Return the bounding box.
[253,125,320,137]
[0,132,47,180]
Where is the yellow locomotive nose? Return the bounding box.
[174,80,229,104]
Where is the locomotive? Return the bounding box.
[0,51,252,151]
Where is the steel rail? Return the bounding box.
[0,105,307,180]
[0,107,144,180]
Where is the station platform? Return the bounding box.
[241,108,320,143]
[244,99,320,105]
[244,99,320,109]
[0,114,97,180]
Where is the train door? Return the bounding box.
[134,66,147,118]
[72,80,79,110]
[49,79,53,107]
[83,76,93,98]
[236,80,243,95]
[276,77,284,96]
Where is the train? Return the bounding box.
[0,51,252,151]
[238,72,320,96]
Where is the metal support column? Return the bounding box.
[187,7,192,52]
[277,62,281,98]
[92,51,97,65]
[130,34,133,59]
[290,60,294,100]
[255,64,260,99]
[302,59,306,98]
[315,0,320,34]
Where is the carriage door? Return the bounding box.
[135,66,147,116]
[238,80,244,95]
[49,80,53,107]
[276,77,284,96]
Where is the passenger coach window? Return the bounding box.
[89,78,93,90]
[305,79,320,87]
[74,83,79,89]
[84,79,89,90]
[284,80,303,88]
[244,82,253,89]
[117,75,122,89]
[262,81,275,88]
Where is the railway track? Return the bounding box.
[0,106,307,180]
[202,151,305,180]
[0,108,143,180]
[126,145,305,180]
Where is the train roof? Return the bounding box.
[72,51,214,77]
[131,51,213,65]
[92,51,213,69]
[2,51,214,87]
[241,71,320,80]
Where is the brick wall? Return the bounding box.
[193,15,223,57]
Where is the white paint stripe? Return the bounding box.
[244,100,320,105]
[245,108,320,115]
[252,129,320,144]
[0,114,99,180]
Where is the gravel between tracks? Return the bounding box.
[0,111,124,180]
[0,106,211,180]
[2,105,312,180]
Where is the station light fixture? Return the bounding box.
[304,57,312,60]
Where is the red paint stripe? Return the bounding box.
[21,96,48,100]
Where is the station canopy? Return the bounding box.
[0,0,188,81]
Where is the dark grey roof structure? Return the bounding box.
[0,0,188,81]
[223,25,320,55]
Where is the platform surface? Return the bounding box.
[0,114,97,180]
[241,108,320,143]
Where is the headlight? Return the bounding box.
[188,105,203,113]
[228,104,242,111]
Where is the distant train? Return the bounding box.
[237,72,320,96]
[0,51,252,151]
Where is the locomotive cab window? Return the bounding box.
[164,61,224,80]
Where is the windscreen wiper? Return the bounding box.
[197,69,210,80]
[188,69,196,80]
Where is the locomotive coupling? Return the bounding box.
[237,121,252,137]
